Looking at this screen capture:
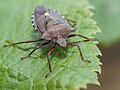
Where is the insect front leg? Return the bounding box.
[4,39,44,47]
[68,34,96,41]
[45,44,56,78]
[21,41,50,60]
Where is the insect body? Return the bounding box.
[31,6,76,47]
[5,6,96,78]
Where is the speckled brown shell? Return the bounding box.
[31,6,75,41]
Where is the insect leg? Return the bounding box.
[45,44,56,78]
[66,19,77,27]
[4,39,44,47]
[68,34,96,41]
[21,41,50,60]
[67,42,85,61]
[70,40,91,44]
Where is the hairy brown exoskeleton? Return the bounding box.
[5,6,96,78]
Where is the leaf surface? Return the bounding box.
[0,0,101,90]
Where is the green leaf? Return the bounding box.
[0,0,101,90]
[90,0,120,47]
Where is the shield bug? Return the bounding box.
[5,6,96,78]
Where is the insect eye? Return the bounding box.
[56,38,67,47]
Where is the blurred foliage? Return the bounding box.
[0,0,101,90]
[90,0,120,47]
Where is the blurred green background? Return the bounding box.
[90,0,120,47]
[85,0,120,90]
